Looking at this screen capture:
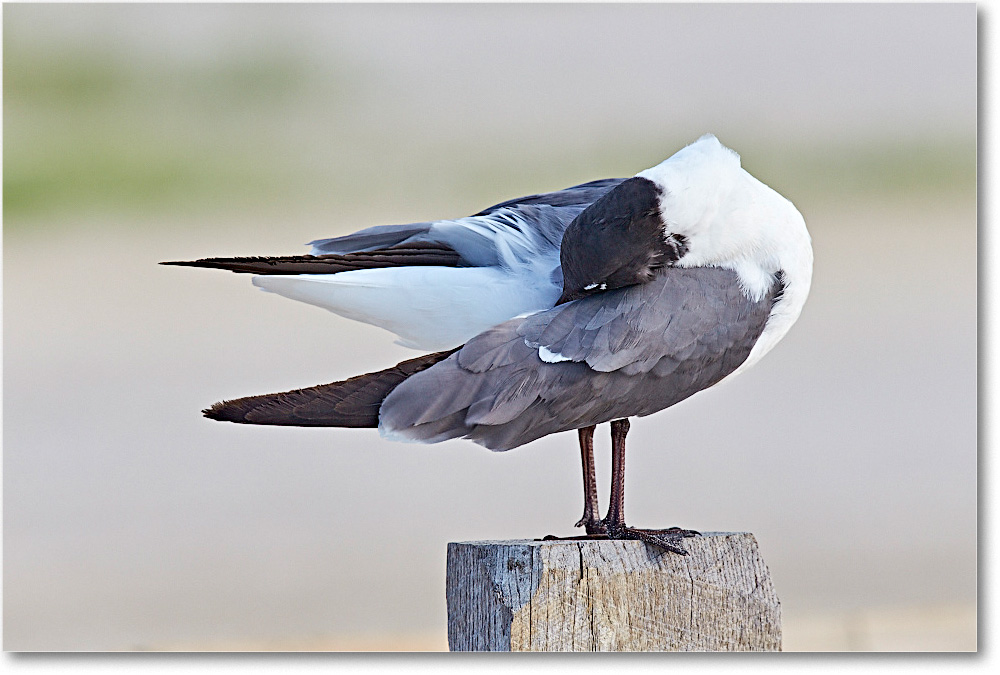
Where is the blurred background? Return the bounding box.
[3,3,976,651]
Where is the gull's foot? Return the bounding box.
[602,523,700,555]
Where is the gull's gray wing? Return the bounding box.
[307,178,627,266]
[168,179,626,276]
[379,266,783,451]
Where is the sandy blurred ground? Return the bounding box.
[153,606,977,652]
[783,603,976,652]
[2,2,977,653]
[154,602,978,652]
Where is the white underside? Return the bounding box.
[253,266,561,351]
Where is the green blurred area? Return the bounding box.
[3,43,326,225]
[3,42,976,231]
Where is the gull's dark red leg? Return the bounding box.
[602,418,630,533]
[574,425,605,534]
[601,418,700,555]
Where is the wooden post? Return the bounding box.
[446,532,780,651]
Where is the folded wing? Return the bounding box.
[379,266,783,450]
[163,178,625,350]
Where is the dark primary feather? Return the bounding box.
[161,241,462,275]
[204,349,456,426]
[380,267,782,451]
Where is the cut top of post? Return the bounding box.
[446,533,781,652]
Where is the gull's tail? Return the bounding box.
[203,349,457,427]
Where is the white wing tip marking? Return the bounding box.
[378,423,424,444]
[538,345,572,363]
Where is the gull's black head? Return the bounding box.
[557,177,688,304]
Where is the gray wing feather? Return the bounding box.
[308,223,435,255]
[307,179,625,264]
[379,267,781,451]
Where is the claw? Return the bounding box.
[602,524,700,555]
[649,526,701,538]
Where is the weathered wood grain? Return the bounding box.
[446,533,780,651]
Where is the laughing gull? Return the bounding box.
[164,134,813,553]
